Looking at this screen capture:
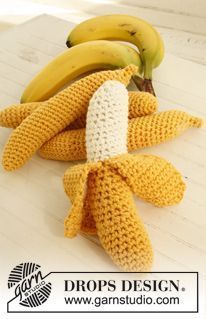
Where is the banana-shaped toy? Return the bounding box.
[0,92,157,129]
[21,41,142,103]
[2,65,137,171]
[63,80,185,271]
[39,110,203,162]
[1,87,203,165]
[66,14,164,95]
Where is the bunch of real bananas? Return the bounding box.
[21,14,164,103]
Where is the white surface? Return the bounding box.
[0,14,206,318]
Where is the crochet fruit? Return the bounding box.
[63,80,185,271]
[38,110,203,162]
[21,41,143,103]
[0,66,203,271]
[66,14,164,95]
[0,12,204,273]
[0,81,203,166]
[0,92,157,129]
[2,65,138,171]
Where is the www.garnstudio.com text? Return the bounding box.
[63,279,182,307]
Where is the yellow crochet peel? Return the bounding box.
[63,80,186,271]
[2,65,138,171]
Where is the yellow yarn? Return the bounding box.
[39,110,203,161]
[64,154,186,237]
[0,102,39,128]
[0,91,157,129]
[83,165,153,272]
[109,154,185,207]
[62,81,187,272]
[63,153,185,271]
[0,62,203,273]
[2,65,137,171]
[128,110,204,148]
[63,162,99,238]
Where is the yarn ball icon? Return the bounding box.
[8,262,52,307]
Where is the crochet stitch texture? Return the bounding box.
[0,64,203,271]
[0,91,158,129]
[2,65,138,171]
[63,80,186,271]
[1,83,203,165]
[86,80,128,162]
[39,110,203,161]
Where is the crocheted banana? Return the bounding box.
[0,91,158,129]
[2,65,137,171]
[1,93,201,162]
[39,110,203,161]
[63,80,185,271]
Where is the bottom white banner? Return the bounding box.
[6,262,198,314]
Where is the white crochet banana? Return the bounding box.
[86,80,128,161]
[63,81,154,271]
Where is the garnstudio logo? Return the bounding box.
[8,262,52,307]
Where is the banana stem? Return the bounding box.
[132,75,156,96]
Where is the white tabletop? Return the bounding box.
[0,14,206,318]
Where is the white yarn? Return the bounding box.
[86,80,128,162]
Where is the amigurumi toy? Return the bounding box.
[1,65,138,171]
[0,65,203,169]
[38,109,203,162]
[0,66,203,271]
[63,80,186,271]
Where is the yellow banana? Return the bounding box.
[66,14,164,95]
[21,40,142,103]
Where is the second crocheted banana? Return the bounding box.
[2,65,137,171]
[39,110,203,161]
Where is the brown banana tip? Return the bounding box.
[66,39,72,48]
